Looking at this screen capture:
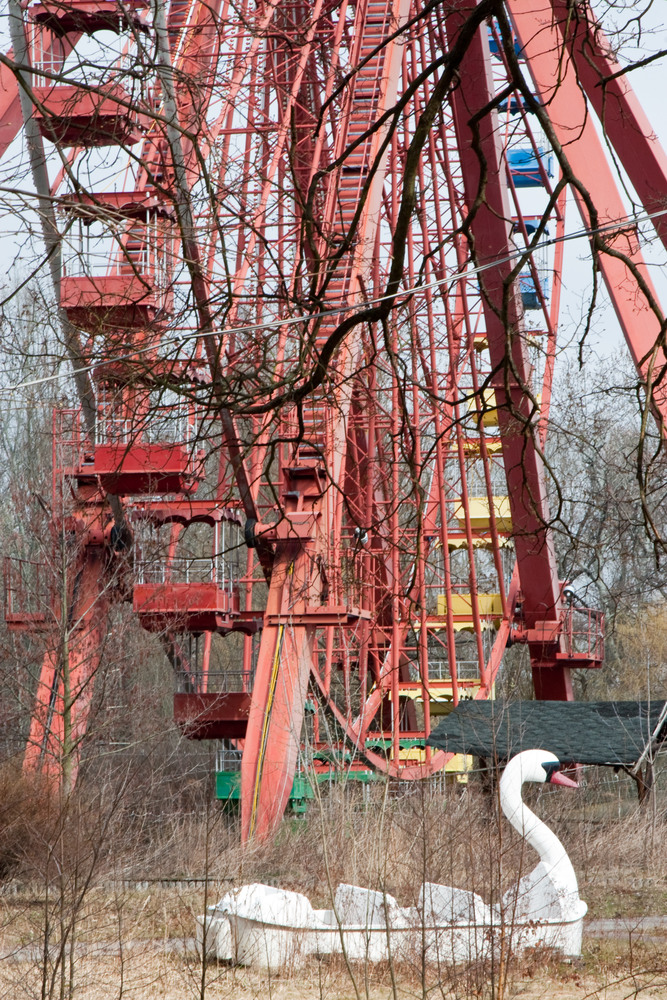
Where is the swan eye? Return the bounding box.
[541,761,560,781]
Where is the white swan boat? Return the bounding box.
[196,749,587,968]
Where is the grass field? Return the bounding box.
[0,767,665,998]
[0,921,666,1000]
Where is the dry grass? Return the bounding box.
[0,768,665,999]
[0,936,666,1000]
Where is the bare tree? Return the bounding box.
[0,0,665,853]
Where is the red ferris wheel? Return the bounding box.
[1,0,665,841]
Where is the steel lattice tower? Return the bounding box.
[2,0,665,840]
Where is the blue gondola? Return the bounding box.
[513,217,551,239]
[508,148,554,187]
[519,272,551,309]
[498,93,536,115]
[487,27,523,58]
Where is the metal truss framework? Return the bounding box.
[1,0,665,839]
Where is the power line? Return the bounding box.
[0,205,665,395]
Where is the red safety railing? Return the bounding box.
[560,605,605,661]
[3,557,53,628]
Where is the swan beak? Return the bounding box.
[549,770,578,788]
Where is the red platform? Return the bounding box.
[88,443,195,494]
[30,0,149,34]
[3,557,55,631]
[32,84,146,147]
[59,189,175,220]
[61,274,169,331]
[134,581,242,632]
[173,692,251,739]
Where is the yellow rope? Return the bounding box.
[248,622,285,839]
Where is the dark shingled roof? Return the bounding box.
[426,700,667,766]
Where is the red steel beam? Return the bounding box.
[240,0,414,840]
[24,546,109,789]
[240,545,317,842]
[508,1,667,414]
[0,55,25,159]
[546,0,667,256]
[446,3,570,699]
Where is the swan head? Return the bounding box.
[502,749,579,791]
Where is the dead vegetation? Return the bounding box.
[0,760,665,999]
